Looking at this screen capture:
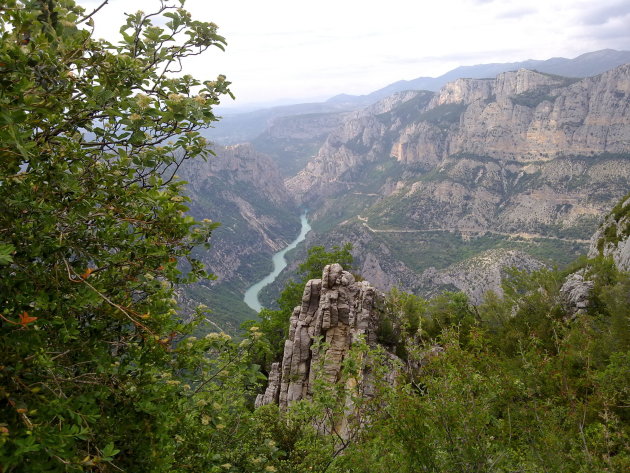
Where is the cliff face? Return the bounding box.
[183,143,299,276]
[588,193,630,271]
[282,65,630,300]
[252,111,351,178]
[288,65,630,201]
[560,193,630,316]
[287,91,434,198]
[256,264,381,409]
[450,67,630,159]
[184,143,293,210]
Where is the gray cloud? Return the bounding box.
[587,25,630,44]
[581,1,630,25]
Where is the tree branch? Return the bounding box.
[77,0,109,25]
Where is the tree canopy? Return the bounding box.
[0,1,265,471]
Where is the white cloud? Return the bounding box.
[76,0,630,107]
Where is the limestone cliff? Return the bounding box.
[256,264,381,409]
[252,111,351,178]
[288,65,630,202]
[283,65,629,297]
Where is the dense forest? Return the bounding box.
[1,1,628,472]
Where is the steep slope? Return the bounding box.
[588,192,630,271]
[180,144,300,329]
[251,111,351,177]
[286,65,630,301]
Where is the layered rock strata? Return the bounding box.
[256,264,380,409]
[560,269,594,316]
[288,65,630,202]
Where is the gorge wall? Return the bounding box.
[281,64,630,300]
[180,143,300,328]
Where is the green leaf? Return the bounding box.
[0,243,15,264]
[101,442,120,461]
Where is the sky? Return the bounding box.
[78,0,630,109]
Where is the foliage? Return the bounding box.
[1,2,629,472]
[329,260,630,472]
[0,1,286,471]
[415,102,466,127]
[596,190,630,252]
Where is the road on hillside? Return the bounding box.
[356,215,591,244]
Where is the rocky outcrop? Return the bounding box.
[256,264,381,410]
[561,194,630,317]
[560,269,594,316]
[588,194,630,271]
[421,249,546,304]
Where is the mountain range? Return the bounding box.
[186,50,630,324]
[204,49,630,145]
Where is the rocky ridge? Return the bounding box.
[559,193,630,316]
[252,111,351,178]
[320,223,545,303]
[288,65,630,201]
[588,193,630,271]
[419,249,546,304]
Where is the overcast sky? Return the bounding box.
[78,0,630,109]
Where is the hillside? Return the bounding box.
[250,193,630,472]
[179,144,300,330]
[281,64,630,299]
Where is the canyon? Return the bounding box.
[186,51,630,325]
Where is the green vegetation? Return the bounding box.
[336,261,630,472]
[510,73,580,108]
[510,88,555,107]
[416,102,467,127]
[1,2,628,472]
[0,2,270,471]
[597,191,630,252]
